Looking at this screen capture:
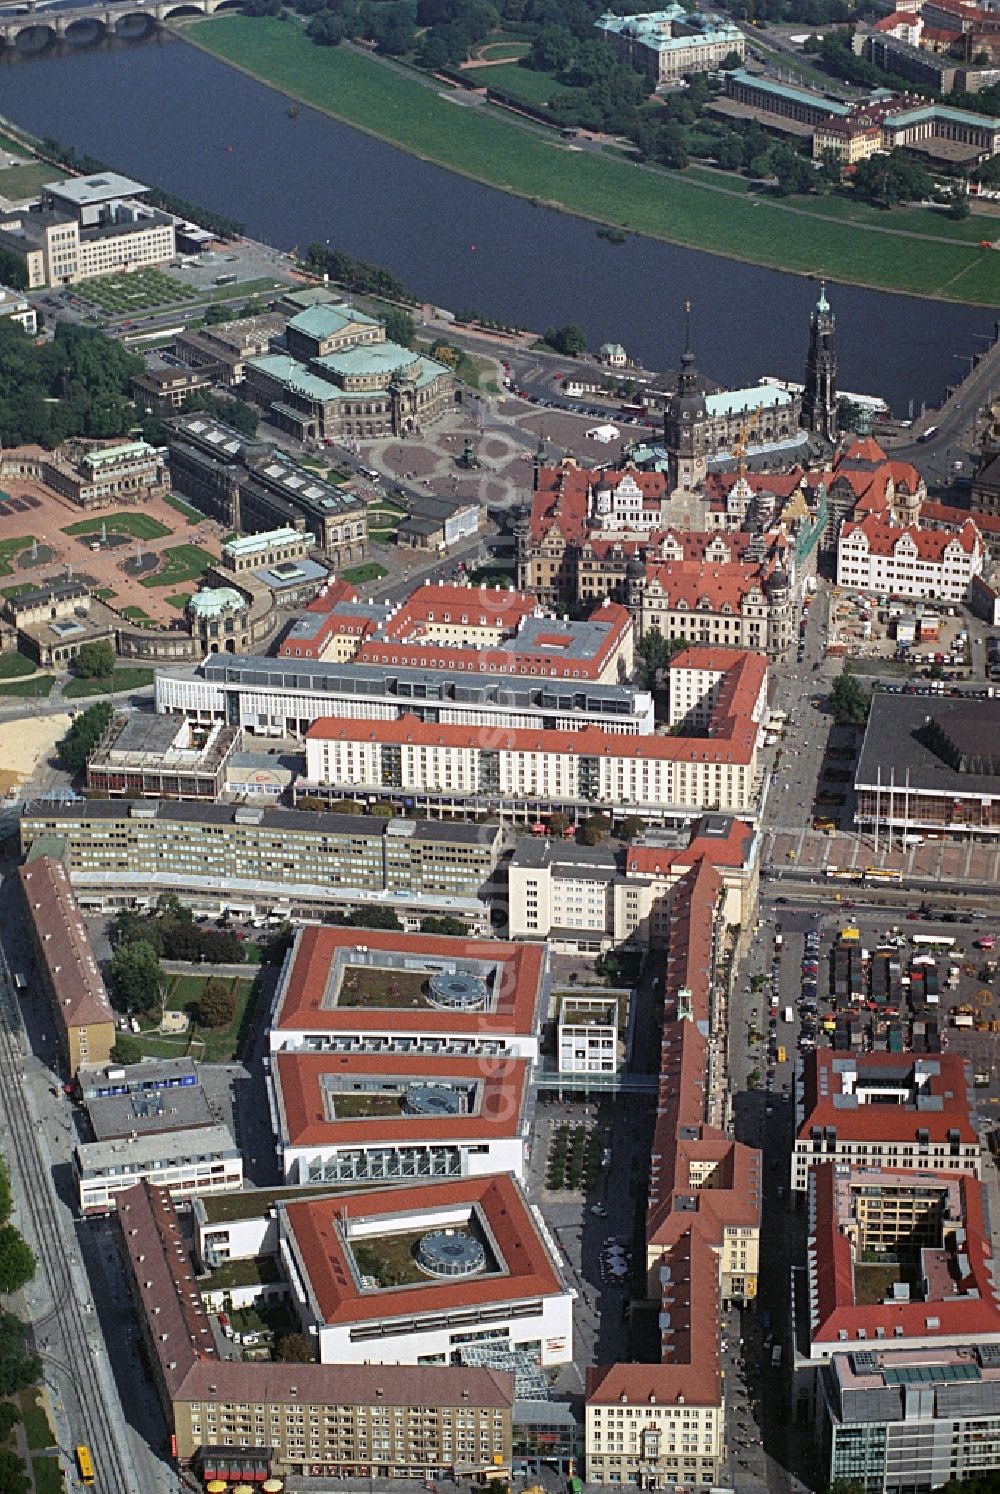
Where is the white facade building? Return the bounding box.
[558,995,622,1074]
[837,515,985,601]
[301,714,758,823]
[74,1124,243,1215]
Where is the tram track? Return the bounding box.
[0,949,131,1493]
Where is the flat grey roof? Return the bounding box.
[86,1084,214,1142]
[856,695,1000,798]
[21,797,499,845]
[75,1122,238,1175]
[44,172,148,205]
[111,714,184,755]
[186,654,642,711]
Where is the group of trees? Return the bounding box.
[302,244,413,303]
[0,320,142,449]
[56,702,113,775]
[178,389,260,439]
[0,1163,34,1300]
[109,897,255,1017]
[851,150,934,209]
[543,324,587,357]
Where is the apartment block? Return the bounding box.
[300,707,758,826]
[268,926,545,1061]
[837,514,985,601]
[586,853,761,1489]
[805,1163,1000,1361]
[18,857,115,1075]
[116,1182,516,1482]
[76,1124,242,1215]
[18,801,500,930]
[271,1051,531,1185]
[157,616,652,738]
[279,1174,573,1367]
[508,814,759,953]
[0,172,176,287]
[820,1345,1000,1493]
[792,1052,981,1194]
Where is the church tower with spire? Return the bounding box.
[801,281,837,442]
[663,300,708,492]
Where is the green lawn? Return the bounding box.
[161,970,260,1063]
[93,587,117,601]
[31,1457,63,1494]
[187,15,1000,303]
[0,537,36,578]
[0,653,35,680]
[63,512,171,541]
[119,604,154,623]
[0,675,53,699]
[464,61,564,107]
[476,38,530,60]
[62,668,155,698]
[163,493,208,522]
[0,162,55,200]
[139,543,214,589]
[167,591,194,610]
[18,1389,53,1452]
[342,561,388,584]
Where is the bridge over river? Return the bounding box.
[0,0,240,46]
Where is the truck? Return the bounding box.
[771,1345,783,1369]
[782,1006,794,1024]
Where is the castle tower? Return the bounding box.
[663,301,708,493]
[801,281,837,443]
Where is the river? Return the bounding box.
[1,31,997,413]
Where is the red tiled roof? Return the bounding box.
[306,578,359,613]
[19,858,115,1038]
[275,1052,529,1149]
[642,559,770,611]
[530,462,668,544]
[380,584,538,637]
[840,512,982,559]
[272,926,544,1037]
[797,1050,979,1145]
[305,710,757,764]
[808,1164,1000,1347]
[921,501,1000,537]
[283,1174,563,1324]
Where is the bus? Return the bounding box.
[75,1446,95,1485]
[911,933,956,951]
[916,425,939,444]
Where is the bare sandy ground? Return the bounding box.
[0,712,72,792]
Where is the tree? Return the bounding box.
[547,810,570,836]
[0,1163,11,1229]
[542,324,587,357]
[947,186,970,220]
[110,1034,144,1066]
[383,309,416,348]
[74,640,115,680]
[112,908,163,956]
[0,1448,29,1494]
[0,1311,38,1396]
[619,815,645,843]
[635,630,680,690]
[419,915,468,935]
[0,1228,34,1296]
[579,813,612,846]
[530,23,576,73]
[656,121,689,171]
[351,905,403,931]
[195,979,236,1030]
[828,667,870,726]
[109,940,163,1015]
[0,1402,20,1441]
[56,701,113,774]
[274,1331,314,1363]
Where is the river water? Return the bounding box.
[1,32,997,412]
